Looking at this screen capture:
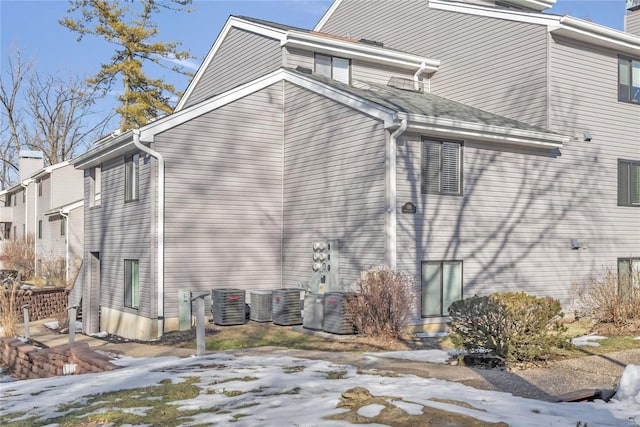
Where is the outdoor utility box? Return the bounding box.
[323,292,356,335]
[249,290,273,322]
[272,288,302,326]
[211,288,246,326]
[178,289,192,331]
[303,293,325,330]
[310,239,339,294]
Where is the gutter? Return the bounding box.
[132,129,165,338]
[387,119,408,270]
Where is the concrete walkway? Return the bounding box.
[17,319,640,402]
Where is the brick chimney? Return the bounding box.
[626,0,640,36]
[18,150,44,181]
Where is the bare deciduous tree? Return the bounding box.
[0,48,113,188]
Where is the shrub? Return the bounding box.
[2,234,35,280]
[0,280,32,337]
[574,268,640,330]
[448,292,567,364]
[346,268,416,340]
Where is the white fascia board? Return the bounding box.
[398,113,568,149]
[32,161,71,180]
[175,16,287,111]
[143,69,396,140]
[553,17,640,57]
[283,33,440,72]
[314,0,345,32]
[72,131,134,169]
[502,0,556,12]
[428,0,561,27]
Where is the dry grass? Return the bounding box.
[0,280,32,337]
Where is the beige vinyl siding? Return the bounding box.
[283,82,386,288]
[549,35,640,256]
[318,1,549,127]
[156,84,284,319]
[50,165,83,209]
[284,47,315,70]
[183,28,282,108]
[82,154,154,320]
[625,12,640,37]
[397,135,587,322]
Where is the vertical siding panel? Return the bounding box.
[283,82,386,288]
[184,28,282,108]
[156,84,284,319]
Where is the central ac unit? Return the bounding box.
[272,288,302,326]
[211,288,246,326]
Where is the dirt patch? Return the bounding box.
[325,387,508,427]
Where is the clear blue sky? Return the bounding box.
[0,0,631,134]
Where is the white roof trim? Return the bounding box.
[552,16,640,56]
[146,69,395,140]
[398,113,568,149]
[502,0,556,12]
[32,161,71,180]
[176,15,439,112]
[429,0,561,26]
[314,0,345,32]
[430,0,640,55]
[283,33,439,72]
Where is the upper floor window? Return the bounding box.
[422,138,463,196]
[89,166,102,207]
[125,153,139,202]
[22,189,25,204]
[314,54,350,84]
[37,180,42,197]
[618,56,640,104]
[60,216,67,236]
[618,159,640,207]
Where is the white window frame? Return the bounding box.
[314,53,351,84]
[124,259,140,309]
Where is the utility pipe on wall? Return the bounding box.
[388,119,408,271]
[132,129,165,338]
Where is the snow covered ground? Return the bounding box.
[1,352,639,426]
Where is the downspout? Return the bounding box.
[414,62,428,91]
[132,129,165,338]
[60,210,69,283]
[388,119,408,270]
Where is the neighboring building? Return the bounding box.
[0,151,84,285]
[73,1,639,340]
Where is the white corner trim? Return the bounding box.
[175,16,287,111]
[314,0,345,32]
[398,113,568,148]
[283,34,440,72]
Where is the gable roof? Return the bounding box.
[74,67,567,170]
[175,15,440,112]
[316,0,640,57]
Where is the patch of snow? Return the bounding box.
[571,334,607,347]
[43,321,59,330]
[1,353,638,427]
[390,399,424,415]
[367,349,456,364]
[90,331,109,338]
[634,336,640,341]
[357,403,385,417]
[415,332,448,338]
[614,365,640,409]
